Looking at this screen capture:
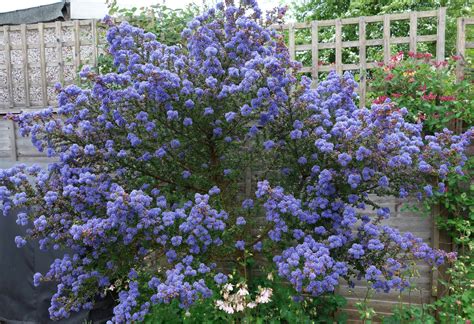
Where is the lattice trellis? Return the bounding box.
[273,8,447,108]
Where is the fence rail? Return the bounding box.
[273,8,447,108]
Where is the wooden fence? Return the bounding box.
[274,8,447,108]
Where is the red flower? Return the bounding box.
[373,95,388,104]
[385,74,394,81]
[440,95,455,102]
[421,92,436,101]
[451,55,462,61]
[392,93,402,98]
[408,51,416,58]
[416,112,426,122]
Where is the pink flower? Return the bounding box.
[440,95,455,102]
[373,95,388,104]
[421,92,436,101]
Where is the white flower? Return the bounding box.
[216,300,234,314]
[256,287,273,304]
[223,283,234,292]
[235,302,245,312]
[247,302,257,308]
[237,286,249,296]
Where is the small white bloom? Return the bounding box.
[216,300,234,314]
[237,286,249,296]
[256,287,273,304]
[235,303,245,312]
[223,283,234,292]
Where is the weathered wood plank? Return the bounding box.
[383,15,391,64]
[436,7,446,61]
[456,18,466,81]
[359,17,367,108]
[38,23,48,107]
[3,26,14,108]
[74,20,81,74]
[7,119,17,161]
[288,23,295,61]
[311,20,319,86]
[55,21,64,85]
[409,12,417,53]
[20,24,30,107]
[91,19,98,67]
[335,19,343,75]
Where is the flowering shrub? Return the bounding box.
[370,51,473,133]
[1,1,472,322]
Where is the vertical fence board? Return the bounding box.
[55,21,64,85]
[288,23,295,61]
[3,26,13,108]
[335,19,342,75]
[436,7,446,61]
[383,15,391,63]
[359,17,367,108]
[431,204,440,299]
[311,21,319,87]
[38,23,48,107]
[91,20,98,67]
[7,119,17,161]
[74,20,81,74]
[409,12,418,53]
[456,17,466,80]
[20,24,30,107]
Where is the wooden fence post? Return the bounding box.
[456,17,466,81]
[20,24,30,108]
[436,7,446,61]
[311,20,319,87]
[383,14,391,63]
[288,23,295,61]
[3,26,13,108]
[38,23,48,107]
[359,17,367,108]
[335,19,342,75]
[409,12,418,53]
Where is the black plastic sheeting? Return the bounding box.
[0,208,114,323]
[0,1,67,26]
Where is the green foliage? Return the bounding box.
[369,51,473,134]
[426,156,474,322]
[106,0,200,45]
[382,304,436,324]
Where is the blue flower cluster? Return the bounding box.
[1,0,472,322]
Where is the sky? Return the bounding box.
[0,0,283,13]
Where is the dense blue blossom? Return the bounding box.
[0,0,471,322]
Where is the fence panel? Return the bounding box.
[0,20,105,115]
